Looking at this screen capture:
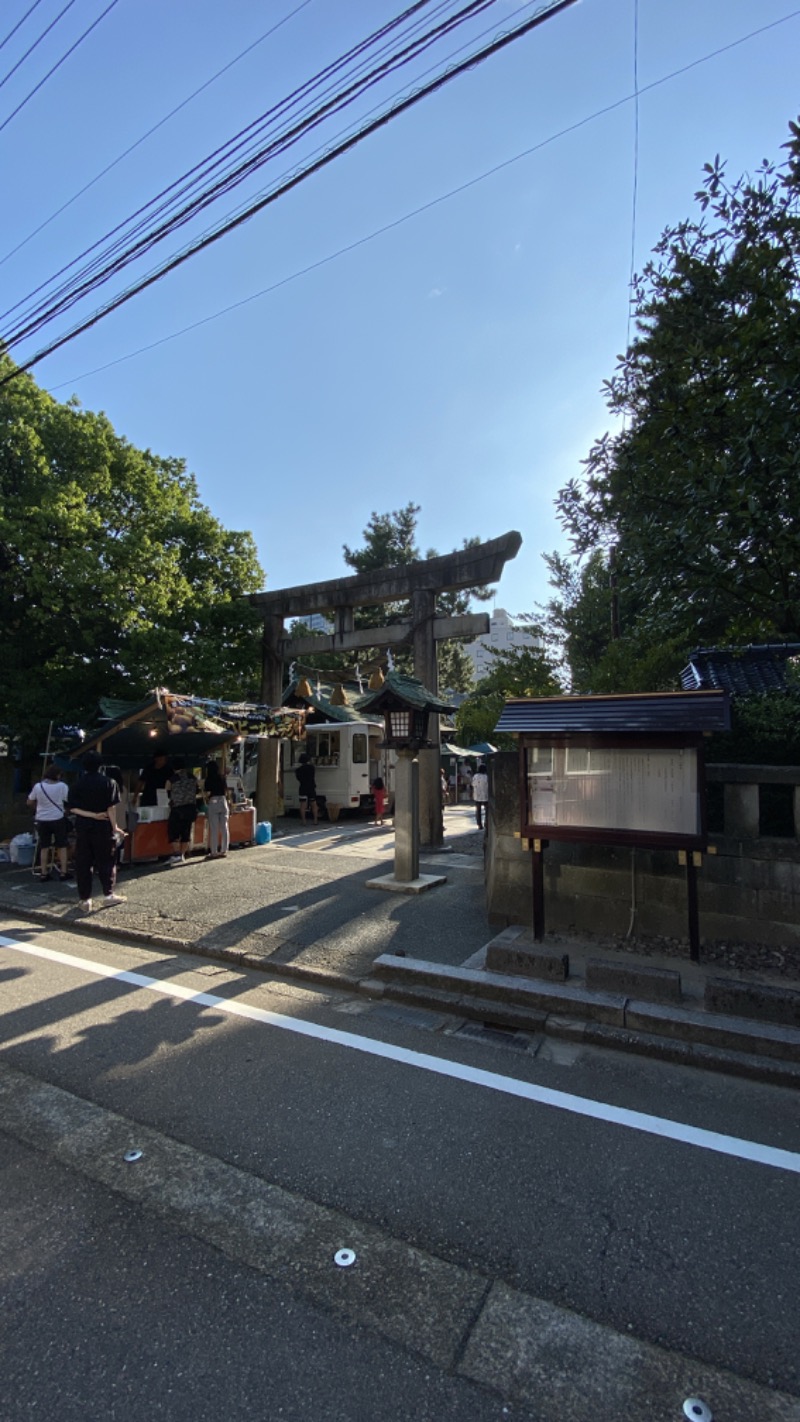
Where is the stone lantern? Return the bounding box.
[361,672,455,894]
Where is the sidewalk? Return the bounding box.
[2,805,800,1086]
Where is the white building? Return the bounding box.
[463,608,540,682]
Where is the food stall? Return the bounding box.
[71,689,305,863]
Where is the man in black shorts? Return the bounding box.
[295,753,318,826]
[166,759,199,864]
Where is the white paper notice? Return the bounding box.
[528,746,699,835]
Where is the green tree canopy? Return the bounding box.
[552,120,800,688]
[455,644,561,749]
[292,503,489,693]
[0,355,264,754]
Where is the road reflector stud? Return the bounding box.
[683,1399,713,1422]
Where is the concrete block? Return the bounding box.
[724,782,759,837]
[769,860,800,893]
[704,976,800,1028]
[585,958,682,1004]
[373,955,626,1024]
[485,942,569,982]
[624,1000,800,1062]
[757,888,800,922]
[547,894,630,938]
[699,880,759,918]
[706,854,772,890]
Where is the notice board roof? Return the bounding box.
[495,690,730,736]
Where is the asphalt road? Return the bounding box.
[2,916,799,1419]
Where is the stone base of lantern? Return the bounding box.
[365,873,447,895]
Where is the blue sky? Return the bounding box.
[2,0,799,622]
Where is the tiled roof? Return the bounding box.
[681,644,800,697]
[495,690,730,735]
[358,671,457,715]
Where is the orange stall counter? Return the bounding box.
[127,806,256,863]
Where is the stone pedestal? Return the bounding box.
[394,750,419,883]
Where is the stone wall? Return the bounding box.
[486,752,800,949]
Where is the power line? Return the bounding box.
[626,0,639,355]
[43,4,800,396]
[1,0,582,383]
[0,0,453,328]
[0,0,78,91]
[2,0,578,376]
[1,0,493,340]
[7,1,797,388]
[0,0,121,136]
[0,0,315,269]
[0,0,46,57]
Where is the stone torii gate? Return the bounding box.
[250,530,521,846]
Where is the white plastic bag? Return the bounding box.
[9,833,35,864]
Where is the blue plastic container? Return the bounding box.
[254,821,272,845]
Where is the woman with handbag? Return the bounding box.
[27,764,71,881]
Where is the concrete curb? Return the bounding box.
[4,897,800,1088]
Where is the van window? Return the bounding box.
[352,733,367,764]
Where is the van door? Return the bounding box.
[351,730,369,806]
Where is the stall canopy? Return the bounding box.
[71,690,305,770]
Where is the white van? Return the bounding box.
[282,721,396,815]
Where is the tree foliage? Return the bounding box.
[455,645,562,749]
[340,502,489,693]
[0,356,264,753]
[551,120,800,687]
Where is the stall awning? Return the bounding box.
[72,689,305,769]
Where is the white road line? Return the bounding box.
[3,932,800,1176]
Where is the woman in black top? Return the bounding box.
[204,760,230,858]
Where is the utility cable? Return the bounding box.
[0,0,121,136]
[0,0,316,268]
[0,0,46,57]
[44,4,800,394]
[625,0,639,355]
[0,0,578,380]
[2,0,493,340]
[4,0,475,333]
[0,0,449,328]
[0,0,77,91]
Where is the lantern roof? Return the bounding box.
[358,670,457,716]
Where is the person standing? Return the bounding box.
[66,751,126,912]
[136,753,173,807]
[472,762,489,830]
[371,775,387,826]
[166,759,200,865]
[295,753,318,826]
[204,759,230,858]
[27,764,71,881]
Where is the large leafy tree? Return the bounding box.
[555,121,800,683]
[340,503,488,692]
[0,355,263,754]
[455,645,561,749]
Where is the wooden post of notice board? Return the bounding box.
[532,839,546,942]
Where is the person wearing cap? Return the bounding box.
[66,751,126,912]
